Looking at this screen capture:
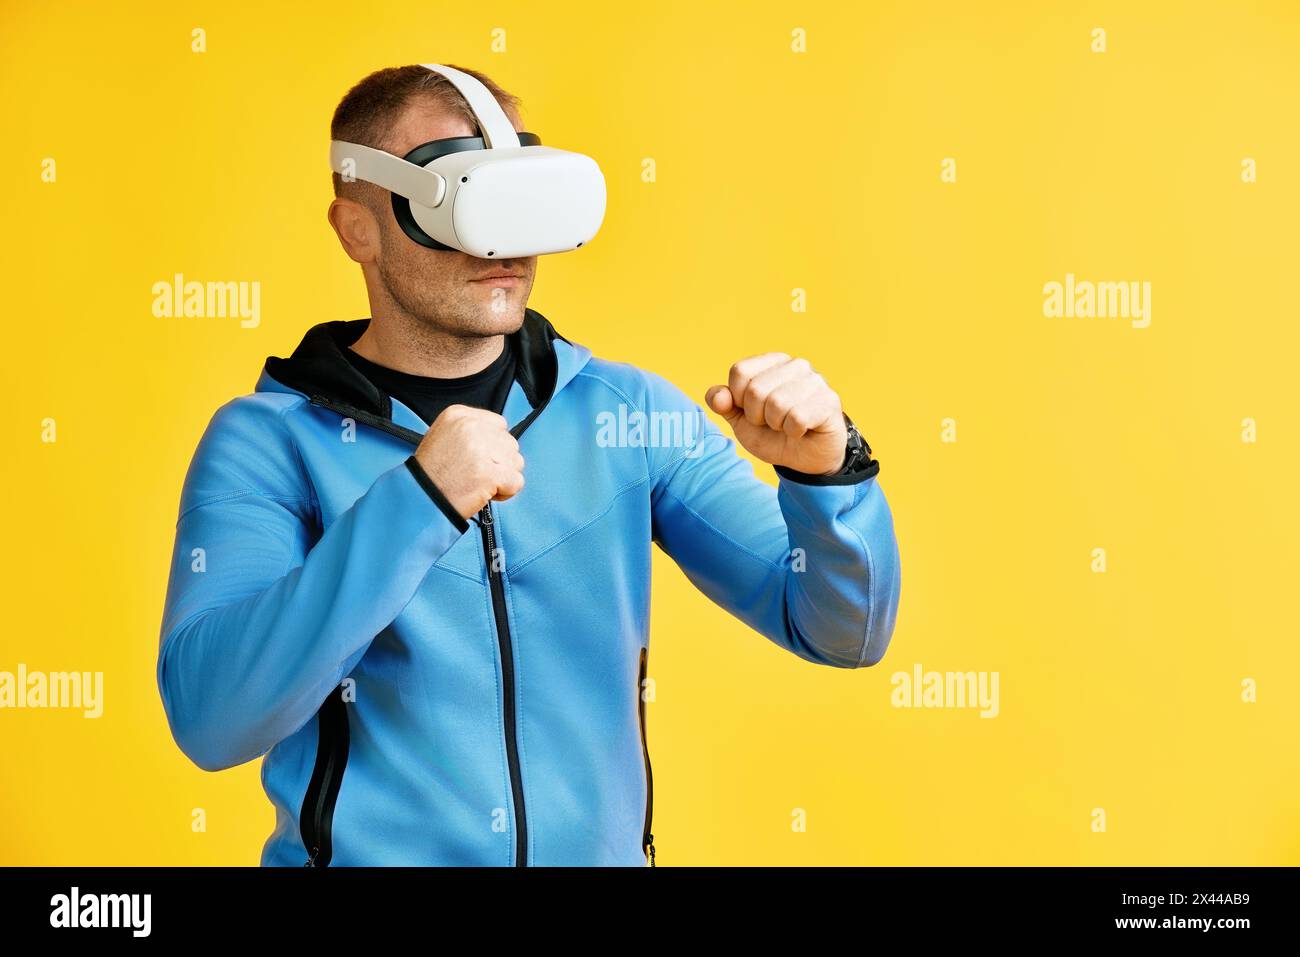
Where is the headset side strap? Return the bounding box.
[329,140,447,208]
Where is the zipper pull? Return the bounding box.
[480,504,493,526]
[304,846,320,868]
[647,834,656,868]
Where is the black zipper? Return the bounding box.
[480,503,528,866]
[300,684,349,866]
[301,395,537,867]
[638,646,655,866]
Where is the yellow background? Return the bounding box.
[3,0,1298,865]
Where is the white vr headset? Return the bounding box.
[329,63,606,259]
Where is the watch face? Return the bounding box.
[842,421,871,471]
[847,424,867,454]
[837,415,874,475]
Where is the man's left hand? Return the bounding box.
[705,353,848,477]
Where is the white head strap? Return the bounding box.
[419,63,520,149]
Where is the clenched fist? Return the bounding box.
[413,405,525,519]
[705,353,848,476]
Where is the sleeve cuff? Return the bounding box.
[404,456,470,533]
[774,458,880,487]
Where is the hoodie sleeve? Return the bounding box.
[157,396,466,772]
[645,373,901,668]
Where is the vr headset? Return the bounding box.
[329,63,606,259]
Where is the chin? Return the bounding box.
[408,296,528,339]
[478,310,522,335]
[484,304,527,331]
[462,301,527,337]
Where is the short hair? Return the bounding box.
[330,64,523,196]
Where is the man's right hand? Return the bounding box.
[413,405,525,520]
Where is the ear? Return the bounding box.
[328,197,382,264]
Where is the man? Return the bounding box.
[157,64,901,867]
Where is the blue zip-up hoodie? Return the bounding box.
[157,310,901,866]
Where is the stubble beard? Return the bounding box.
[378,239,532,340]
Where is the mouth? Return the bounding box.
[468,271,526,287]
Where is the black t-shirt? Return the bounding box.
[345,338,517,426]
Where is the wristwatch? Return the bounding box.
[774,413,879,485]
[837,414,874,476]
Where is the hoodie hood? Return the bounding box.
[258,307,591,429]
